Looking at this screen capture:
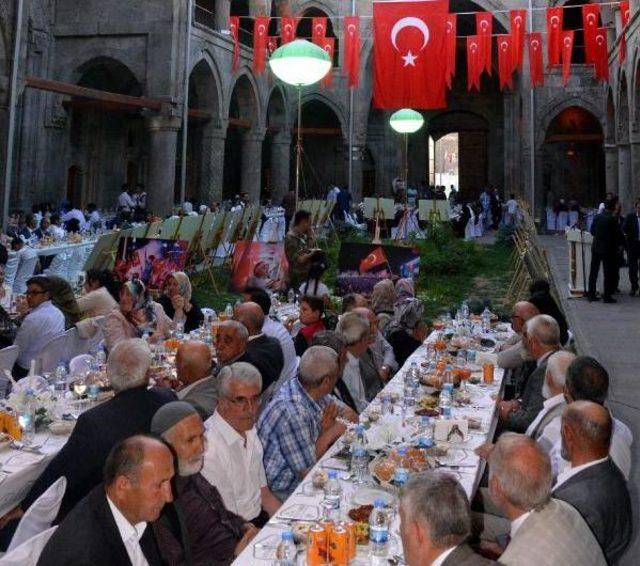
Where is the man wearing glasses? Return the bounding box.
[13,276,65,379]
[201,362,282,527]
[496,301,539,371]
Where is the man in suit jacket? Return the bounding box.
[38,435,173,566]
[176,340,218,419]
[499,315,561,433]
[399,473,495,566]
[552,402,632,564]
[235,302,284,392]
[588,198,622,302]
[14,339,175,524]
[622,200,640,295]
[487,434,606,566]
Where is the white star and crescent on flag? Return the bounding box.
[390,16,430,67]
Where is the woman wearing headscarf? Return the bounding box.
[384,298,429,366]
[157,271,203,333]
[104,279,172,350]
[394,278,415,303]
[371,279,395,332]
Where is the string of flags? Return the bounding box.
[228,0,630,109]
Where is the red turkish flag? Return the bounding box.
[547,7,563,67]
[344,16,361,89]
[621,2,630,62]
[593,27,609,82]
[582,5,600,64]
[253,16,270,74]
[476,12,493,75]
[321,38,335,88]
[510,10,526,69]
[359,247,389,274]
[527,32,544,87]
[312,17,327,46]
[561,30,574,86]
[445,14,457,89]
[229,16,240,71]
[497,35,514,91]
[372,2,448,109]
[280,16,298,44]
[267,36,278,54]
[467,35,482,92]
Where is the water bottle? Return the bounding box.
[443,364,454,386]
[175,321,185,341]
[54,361,68,394]
[287,288,295,304]
[354,423,366,446]
[405,361,419,386]
[439,383,453,419]
[142,331,150,344]
[369,499,390,557]
[224,303,233,319]
[95,346,107,369]
[461,300,470,320]
[322,471,342,518]
[393,447,410,486]
[275,530,297,565]
[482,307,492,332]
[417,416,434,448]
[351,426,368,483]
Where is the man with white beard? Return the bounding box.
[150,402,258,564]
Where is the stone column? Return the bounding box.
[269,132,291,204]
[200,127,226,205]
[214,0,231,30]
[631,142,640,197]
[618,143,632,208]
[241,131,264,203]
[605,144,619,197]
[349,143,365,202]
[146,114,181,217]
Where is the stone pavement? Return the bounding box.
[540,235,639,564]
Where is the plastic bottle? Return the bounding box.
[142,330,150,344]
[322,470,342,516]
[417,416,434,448]
[275,530,297,565]
[54,361,68,394]
[287,288,295,304]
[224,303,233,319]
[461,300,470,320]
[443,364,453,386]
[393,447,410,486]
[439,383,453,419]
[482,306,492,332]
[95,346,107,369]
[405,361,419,386]
[351,426,368,484]
[369,499,390,557]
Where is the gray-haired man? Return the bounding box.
[201,362,281,527]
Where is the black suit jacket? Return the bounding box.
[38,485,162,566]
[590,211,622,255]
[23,386,175,520]
[504,357,549,433]
[552,458,632,565]
[442,543,496,565]
[622,212,640,252]
[246,334,284,391]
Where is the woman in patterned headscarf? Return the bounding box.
[158,271,203,333]
[394,278,415,304]
[384,298,429,366]
[371,279,396,332]
[104,279,172,351]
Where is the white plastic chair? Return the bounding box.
[7,476,66,551]
[35,334,68,374]
[3,254,19,291]
[0,526,57,565]
[42,250,68,279]
[68,354,95,376]
[0,345,20,373]
[12,250,38,294]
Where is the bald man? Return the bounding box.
[496,301,540,370]
[234,302,283,392]
[552,402,631,564]
[176,340,217,419]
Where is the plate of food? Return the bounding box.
[369,449,435,489]
[351,486,395,507]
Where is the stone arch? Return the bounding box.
[536,95,605,149]
[75,56,143,96]
[189,57,223,125]
[226,68,262,128]
[296,4,339,65]
[262,86,291,203]
[63,50,145,91]
[299,92,347,140]
[264,85,289,130]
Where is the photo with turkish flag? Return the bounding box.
[373,1,448,109]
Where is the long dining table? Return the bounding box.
[233,329,506,565]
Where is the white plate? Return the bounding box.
[49,420,76,435]
[352,486,395,507]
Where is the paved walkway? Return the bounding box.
[540,235,639,564]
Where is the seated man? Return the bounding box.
[39,435,173,565]
[498,315,560,433]
[4,339,174,526]
[234,301,284,392]
[13,275,65,378]
[553,402,632,564]
[400,473,495,565]
[151,401,258,564]
[176,340,217,419]
[258,346,356,500]
[202,362,281,526]
[340,293,368,313]
[486,434,605,566]
[351,306,397,381]
[311,331,357,413]
[495,301,539,370]
[215,320,254,371]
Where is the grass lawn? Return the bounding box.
[192,225,515,319]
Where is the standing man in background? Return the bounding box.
[588,198,622,303]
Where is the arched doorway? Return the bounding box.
[296,8,339,66]
[67,57,145,207]
[293,98,345,198]
[542,106,605,207]
[262,87,289,204]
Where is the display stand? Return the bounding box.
[567,229,593,296]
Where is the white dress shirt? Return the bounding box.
[61,208,88,230]
[202,410,267,521]
[49,224,66,239]
[342,352,367,413]
[431,546,456,566]
[263,317,297,382]
[117,191,137,211]
[14,300,65,369]
[526,393,565,438]
[553,456,609,491]
[106,496,149,566]
[510,510,533,539]
[0,283,12,309]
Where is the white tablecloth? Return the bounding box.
[234,335,505,565]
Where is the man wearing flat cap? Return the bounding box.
[150,401,258,565]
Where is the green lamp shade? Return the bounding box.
[389,109,425,134]
[269,39,332,86]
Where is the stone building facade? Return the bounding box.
[0,1,636,217]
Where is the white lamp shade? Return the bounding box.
[389,109,425,134]
[268,39,332,86]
